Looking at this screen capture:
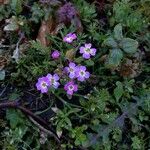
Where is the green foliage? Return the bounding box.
[114,81,123,102]
[111,0,147,32]
[80,88,110,113]
[10,0,23,15]
[107,48,123,68]
[131,136,144,150]
[30,2,44,23]
[104,24,138,68]
[0,0,149,149]
[6,109,24,129]
[0,5,11,21]
[70,125,87,146]
[2,107,41,150]
[74,0,97,23]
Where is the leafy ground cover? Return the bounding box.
[0,0,150,149]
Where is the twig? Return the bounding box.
[0,101,60,144]
[29,117,60,143]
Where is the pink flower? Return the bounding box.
[79,43,96,59]
[63,33,77,43]
[51,50,60,59]
[64,81,78,95]
[76,66,90,82]
[46,73,60,89]
[36,77,50,93]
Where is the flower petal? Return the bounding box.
[80,66,86,71]
[79,47,85,54]
[83,53,91,59]
[74,85,78,91]
[53,74,60,81]
[67,90,73,95]
[90,48,97,56]
[69,62,76,68]
[69,73,76,79]
[85,43,92,49]
[53,82,60,89]
[85,71,90,78]
[77,76,84,82]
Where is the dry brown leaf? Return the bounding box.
[0,0,9,4]
[37,17,58,46]
[0,55,9,70]
[119,58,141,78]
[65,49,76,61]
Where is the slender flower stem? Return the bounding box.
[54,92,83,109]
[53,92,87,119]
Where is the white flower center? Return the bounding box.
[51,78,55,84]
[80,71,85,77]
[67,37,72,42]
[41,82,47,88]
[85,48,91,53]
[69,67,74,72]
[69,85,74,91]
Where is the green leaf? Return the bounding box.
[10,0,23,14]
[75,56,83,63]
[114,24,123,41]
[121,38,138,54]
[85,59,94,66]
[114,81,123,102]
[0,70,5,80]
[106,48,123,67]
[131,136,142,150]
[103,37,118,48]
[6,109,24,129]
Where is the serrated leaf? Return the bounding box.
[6,109,24,129]
[121,38,138,54]
[104,37,118,48]
[0,70,5,80]
[106,48,123,67]
[114,24,123,41]
[114,81,123,102]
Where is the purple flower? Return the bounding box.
[64,81,78,95]
[76,66,90,82]
[51,50,60,59]
[79,43,97,59]
[36,77,50,93]
[57,2,77,23]
[65,62,77,79]
[63,33,77,43]
[46,73,60,89]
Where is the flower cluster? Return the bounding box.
[36,73,60,93]
[63,33,96,59]
[57,2,77,23]
[36,33,97,96]
[64,62,90,81]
